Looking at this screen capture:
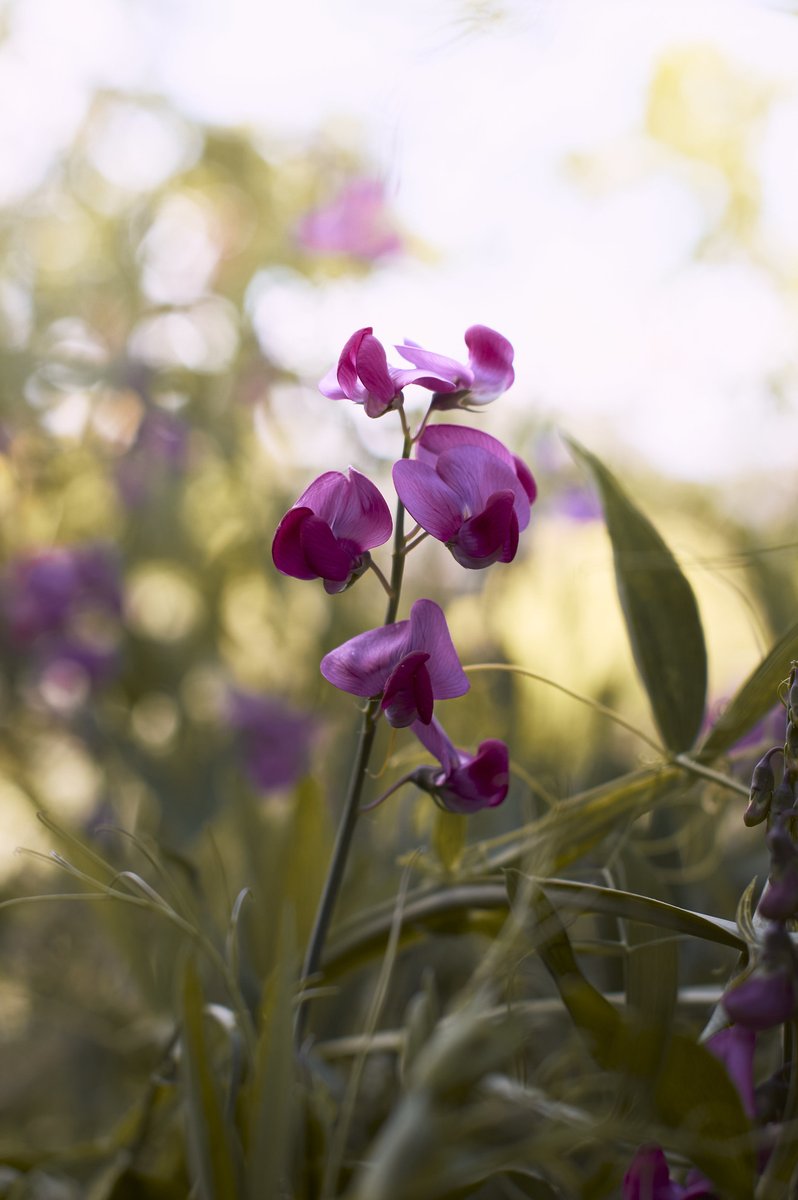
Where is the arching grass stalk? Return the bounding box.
[294,427,412,1050]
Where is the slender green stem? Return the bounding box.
[673,753,750,797]
[294,427,413,1049]
[402,531,429,556]
[368,558,393,598]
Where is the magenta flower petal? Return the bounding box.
[407,598,469,699]
[300,468,392,549]
[335,327,371,400]
[453,491,518,568]
[356,333,399,416]
[723,969,798,1031]
[464,324,515,404]
[382,651,434,727]
[436,447,530,528]
[272,507,318,580]
[394,341,472,392]
[513,454,538,504]
[411,716,461,775]
[622,1146,682,1200]
[299,515,353,581]
[410,719,509,812]
[392,460,464,541]
[705,1026,756,1119]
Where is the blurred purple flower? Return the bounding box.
[272,468,392,594]
[552,485,603,523]
[320,598,468,728]
[723,924,798,1031]
[319,328,461,419]
[705,1025,756,1120]
[622,1146,714,1199]
[296,178,403,262]
[3,544,122,643]
[758,818,798,921]
[396,325,515,410]
[409,716,509,813]
[115,409,189,508]
[393,424,536,569]
[227,689,317,791]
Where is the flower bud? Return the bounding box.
[758,819,798,921]
[723,924,798,1031]
[744,750,780,826]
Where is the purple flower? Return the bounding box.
[296,178,403,262]
[705,1025,756,1120]
[723,924,798,1031]
[395,325,515,409]
[2,544,122,643]
[320,598,468,728]
[318,328,447,419]
[227,689,317,791]
[622,1146,714,1199]
[757,818,798,921]
[115,410,189,508]
[393,424,536,569]
[272,468,392,594]
[409,717,509,813]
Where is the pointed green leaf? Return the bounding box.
[179,959,240,1200]
[567,438,707,752]
[529,890,755,1200]
[697,618,798,760]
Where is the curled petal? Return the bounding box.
[394,340,472,392]
[436,446,531,530]
[464,324,515,403]
[382,652,434,727]
[299,468,392,548]
[335,327,372,400]
[411,716,461,775]
[453,492,518,569]
[299,515,354,581]
[272,507,318,580]
[442,740,510,813]
[356,333,400,416]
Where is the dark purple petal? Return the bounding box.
[320,620,411,698]
[417,423,516,470]
[436,444,527,517]
[441,740,510,813]
[272,507,319,580]
[407,599,469,700]
[513,454,538,504]
[705,1026,756,1119]
[410,716,461,775]
[392,460,464,542]
[464,324,515,403]
[723,969,798,1031]
[452,491,518,569]
[381,651,434,727]
[299,515,354,581]
[622,1146,683,1200]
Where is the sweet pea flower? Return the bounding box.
[723,923,798,1031]
[226,689,317,791]
[395,324,515,409]
[757,817,798,922]
[409,716,509,813]
[319,328,459,419]
[393,425,536,569]
[320,598,468,728]
[296,178,403,261]
[705,1025,756,1120]
[622,1146,715,1199]
[272,468,392,594]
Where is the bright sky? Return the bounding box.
[3,0,798,486]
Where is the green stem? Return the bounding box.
[294,427,413,1049]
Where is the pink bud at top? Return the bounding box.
[320,599,468,728]
[296,179,403,262]
[272,468,392,594]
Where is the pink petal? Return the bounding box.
[392,460,464,542]
[394,341,472,391]
[407,599,469,700]
[381,652,434,727]
[272,507,318,580]
[320,620,410,698]
[410,716,461,775]
[299,515,353,581]
[453,492,518,569]
[436,445,531,529]
[464,324,515,403]
[336,328,372,399]
[418,423,516,470]
[337,468,393,548]
[356,333,398,408]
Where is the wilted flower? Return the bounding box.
[393,424,536,569]
[226,689,317,791]
[409,716,509,813]
[395,324,515,410]
[272,468,392,594]
[320,598,468,728]
[319,328,443,419]
[296,178,402,261]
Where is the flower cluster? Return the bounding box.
[272,323,532,812]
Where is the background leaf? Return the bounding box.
[567,437,707,753]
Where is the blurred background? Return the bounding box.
[0,0,797,1180]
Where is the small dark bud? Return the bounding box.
[787,720,798,760]
[755,1064,791,1124]
[759,819,798,921]
[772,777,796,818]
[745,751,779,825]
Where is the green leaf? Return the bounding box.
[697,618,798,760]
[179,958,241,1200]
[529,889,756,1200]
[244,910,297,1200]
[567,438,707,752]
[432,810,468,874]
